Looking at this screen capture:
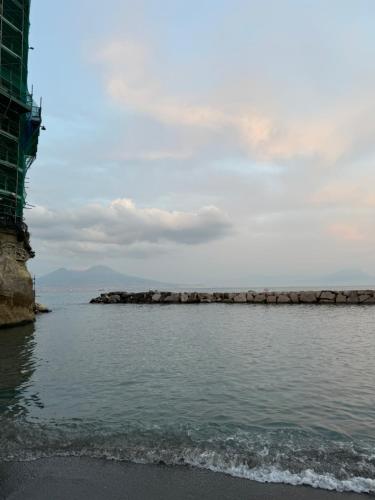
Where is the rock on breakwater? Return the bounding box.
[90,290,375,305]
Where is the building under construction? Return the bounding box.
[0,0,42,327]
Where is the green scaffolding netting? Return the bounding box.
[0,0,40,222]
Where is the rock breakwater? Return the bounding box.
[90,290,375,305]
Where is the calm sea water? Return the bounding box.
[1,291,375,494]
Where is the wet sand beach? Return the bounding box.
[0,458,369,500]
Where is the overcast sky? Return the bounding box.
[27,0,375,285]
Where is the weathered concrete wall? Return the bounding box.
[0,231,35,328]
[91,289,375,305]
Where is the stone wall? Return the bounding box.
[0,231,35,328]
[91,289,375,305]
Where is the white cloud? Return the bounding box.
[93,38,375,166]
[29,2,375,279]
[28,198,233,255]
[311,179,375,208]
[327,223,365,242]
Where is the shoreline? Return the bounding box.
[0,457,370,500]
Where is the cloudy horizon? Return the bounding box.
[27,0,375,285]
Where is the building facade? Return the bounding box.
[0,0,41,228]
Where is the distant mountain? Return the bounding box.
[37,265,178,290]
[37,266,375,291]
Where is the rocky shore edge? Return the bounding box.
[90,289,375,305]
[34,303,51,314]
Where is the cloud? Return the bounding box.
[29,2,375,279]
[28,199,233,255]
[92,38,375,166]
[311,180,375,208]
[95,40,281,160]
[116,149,193,162]
[327,223,365,242]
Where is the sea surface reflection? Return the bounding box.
[0,291,374,493]
[0,323,42,417]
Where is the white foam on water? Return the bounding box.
[2,446,375,494]
[171,449,375,494]
[87,447,375,494]
[208,464,375,494]
[1,418,374,495]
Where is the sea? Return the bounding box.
[1,290,375,494]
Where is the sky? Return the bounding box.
[26,0,375,285]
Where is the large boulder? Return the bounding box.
[108,294,121,303]
[336,294,347,304]
[319,291,336,302]
[358,294,373,304]
[233,293,247,303]
[152,293,162,303]
[254,293,266,303]
[362,296,375,304]
[277,293,291,304]
[289,292,300,304]
[246,293,255,303]
[188,293,200,303]
[198,293,213,303]
[299,292,317,304]
[163,293,180,303]
[35,303,51,314]
[346,291,359,304]
[266,294,277,304]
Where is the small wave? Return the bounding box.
[204,463,375,494]
[1,418,374,494]
[4,447,374,494]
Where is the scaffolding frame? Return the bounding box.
[0,0,41,227]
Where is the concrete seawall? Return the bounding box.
[90,290,375,305]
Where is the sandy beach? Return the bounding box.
[0,458,369,500]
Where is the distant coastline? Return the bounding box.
[35,265,375,292]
